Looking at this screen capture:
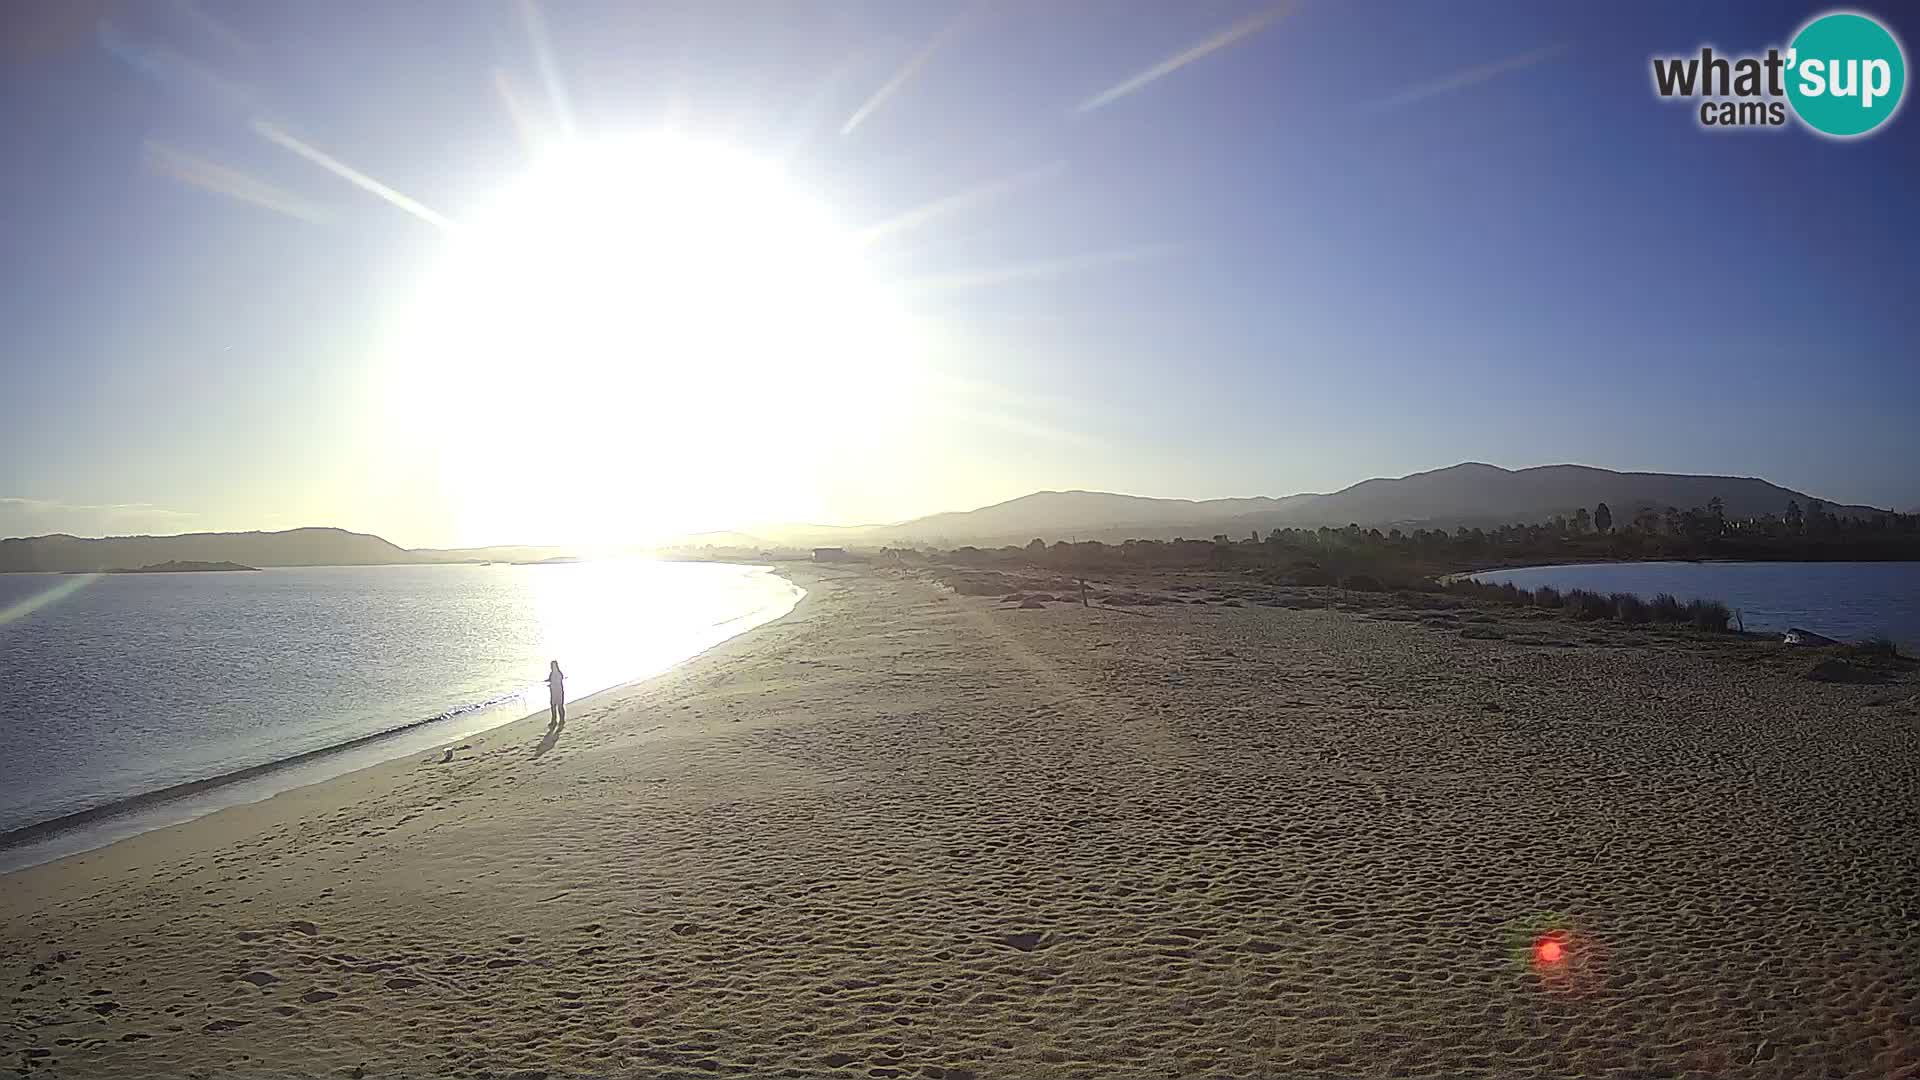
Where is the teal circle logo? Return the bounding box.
[1786,11,1906,137]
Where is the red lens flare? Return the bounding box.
[1534,935,1567,966]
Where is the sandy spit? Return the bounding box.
[3,566,1916,1079]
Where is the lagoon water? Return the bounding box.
[0,561,800,869]
[1470,561,1920,647]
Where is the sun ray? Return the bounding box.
[1361,43,1566,111]
[493,67,548,154]
[770,53,865,164]
[176,0,253,56]
[1075,3,1292,114]
[96,19,251,112]
[144,139,328,223]
[0,574,97,629]
[253,120,454,229]
[840,4,982,137]
[917,369,1106,448]
[517,0,575,139]
[901,245,1169,294]
[855,161,1067,246]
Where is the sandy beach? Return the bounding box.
[3,565,1916,1079]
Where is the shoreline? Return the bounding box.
[0,565,808,875]
[3,565,1913,1078]
[1457,554,1920,573]
[1460,559,1919,645]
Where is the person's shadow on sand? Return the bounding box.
[533,717,566,760]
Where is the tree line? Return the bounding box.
[879,498,1920,585]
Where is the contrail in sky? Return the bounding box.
[254,120,454,229]
[1075,3,1292,114]
[1361,42,1566,111]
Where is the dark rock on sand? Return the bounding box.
[1804,658,1884,684]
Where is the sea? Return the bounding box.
[1469,561,1920,647]
[0,560,801,872]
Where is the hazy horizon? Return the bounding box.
[5,1,1916,549]
[4,456,1906,548]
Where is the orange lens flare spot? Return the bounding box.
[1534,937,1566,965]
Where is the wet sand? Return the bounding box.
[3,566,1916,1078]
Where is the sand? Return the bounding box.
[3,566,1917,1079]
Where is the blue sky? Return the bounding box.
[3,0,1916,546]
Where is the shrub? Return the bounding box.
[1342,573,1387,592]
[1686,598,1731,631]
[1496,582,1534,605]
[1650,593,1686,623]
[1567,589,1616,621]
[1534,585,1564,609]
[1440,578,1538,607]
[1611,592,1651,624]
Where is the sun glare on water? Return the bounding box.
[383,133,923,546]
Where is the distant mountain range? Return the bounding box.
[833,463,1888,547]
[0,527,414,574]
[0,464,1893,570]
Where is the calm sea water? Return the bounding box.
[0,561,800,869]
[1470,561,1920,646]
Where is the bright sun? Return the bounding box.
[380,133,922,546]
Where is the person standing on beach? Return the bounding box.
[546,660,566,726]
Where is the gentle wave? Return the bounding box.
[0,692,526,850]
[0,561,803,872]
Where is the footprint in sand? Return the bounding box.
[991,931,1051,952]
